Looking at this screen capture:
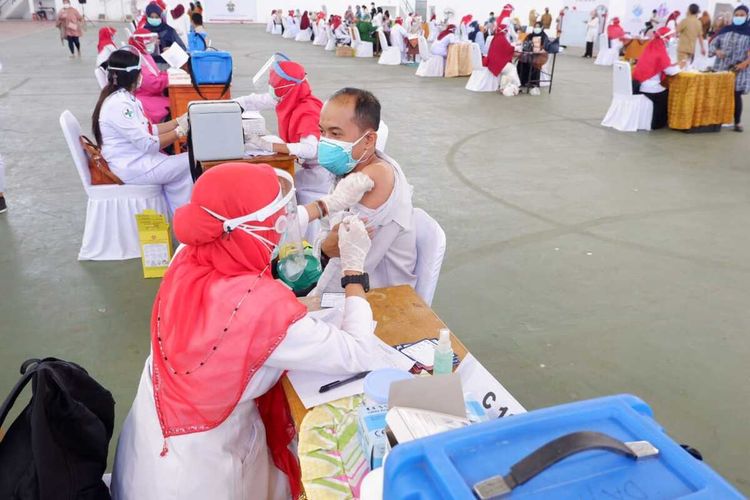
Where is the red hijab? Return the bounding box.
[97,26,117,52]
[438,24,456,40]
[461,14,473,25]
[607,17,625,39]
[128,27,154,53]
[269,61,322,144]
[632,27,673,83]
[170,3,185,19]
[332,14,342,29]
[300,10,310,29]
[497,4,514,26]
[154,163,306,496]
[487,26,515,76]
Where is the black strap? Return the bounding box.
[0,359,41,429]
[506,431,638,489]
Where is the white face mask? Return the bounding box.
[533,27,542,34]
[136,74,143,88]
[200,170,297,254]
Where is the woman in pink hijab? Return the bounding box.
[129,28,171,123]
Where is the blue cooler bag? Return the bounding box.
[190,50,232,85]
[383,394,742,499]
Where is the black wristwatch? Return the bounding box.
[341,272,370,292]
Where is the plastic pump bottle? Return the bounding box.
[433,328,454,375]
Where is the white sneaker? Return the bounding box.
[529,87,541,96]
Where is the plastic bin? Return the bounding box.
[383,394,742,499]
[190,51,232,85]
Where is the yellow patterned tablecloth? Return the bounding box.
[668,72,735,130]
[299,395,368,500]
[445,43,475,78]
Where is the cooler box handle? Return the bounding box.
[473,431,659,499]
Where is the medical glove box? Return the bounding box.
[188,100,244,162]
[383,394,742,499]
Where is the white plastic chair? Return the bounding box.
[413,208,446,305]
[94,67,107,89]
[272,23,282,35]
[469,42,483,69]
[265,19,274,33]
[466,67,499,92]
[377,29,402,65]
[295,27,312,42]
[59,110,170,260]
[601,61,653,132]
[376,120,389,151]
[595,33,617,66]
[313,23,328,46]
[325,27,337,51]
[351,26,374,57]
[415,35,444,77]
[282,18,297,39]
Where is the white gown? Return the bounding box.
[111,295,398,500]
[99,89,192,215]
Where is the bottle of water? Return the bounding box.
[433,328,454,375]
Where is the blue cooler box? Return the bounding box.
[383,395,742,499]
[190,51,232,84]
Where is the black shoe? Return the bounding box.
[0,196,6,214]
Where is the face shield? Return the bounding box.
[252,52,293,90]
[200,169,307,283]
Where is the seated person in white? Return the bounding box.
[110,162,398,500]
[632,27,684,129]
[469,21,489,55]
[431,24,458,57]
[390,19,409,62]
[96,26,118,68]
[93,48,192,215]
[234,58,332,207]
[311,88,417,293]
[333,16,351,45]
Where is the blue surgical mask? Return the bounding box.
[533,27,542,34]
[733,16,747,26]
[147,17,162,27]
[317,134,368,176]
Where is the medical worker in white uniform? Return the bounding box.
[93,47,193,215]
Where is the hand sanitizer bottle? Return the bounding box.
[433,328,454,375]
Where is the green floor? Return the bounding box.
[1,21,748,493]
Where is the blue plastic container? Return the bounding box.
[383,394,742,499]
[190,51,232,85]
[188,32,208,52]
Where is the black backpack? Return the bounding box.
[0,358,115,499]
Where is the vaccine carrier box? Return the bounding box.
[383,394,742,499]
[188,100,244,162]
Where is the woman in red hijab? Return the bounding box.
[300,10,310,30]
[111,162,394,499]
[129,28,171,124]
[431,24,457,57]
[235,57,331,204]
[632,27,684,129]
[486,23,515,77]
[96,26,117,67]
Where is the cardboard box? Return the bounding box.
[336,46,355,57]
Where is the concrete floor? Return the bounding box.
[1,21,749,492]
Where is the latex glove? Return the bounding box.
[320,172,375,214]
[247,134,275,152]
[338,216,371,274]
[175,113,189,135]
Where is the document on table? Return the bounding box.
[287,308,415,408]
[161,43,189,69]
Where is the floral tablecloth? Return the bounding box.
[668,71,735,130]
[298,395,369,500]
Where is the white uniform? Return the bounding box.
[585,17,600,43]
[312,151,417,294]
[111,295,397,500]
[431,33,456,57]
[99,89,193,215]
[390,23,409,62]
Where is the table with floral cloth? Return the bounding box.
[667,71,735,130]
[298,395,368,500]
